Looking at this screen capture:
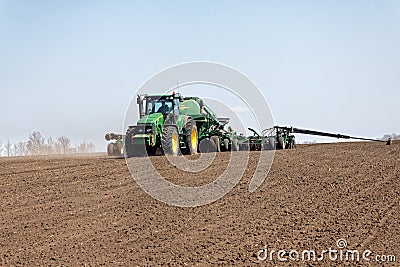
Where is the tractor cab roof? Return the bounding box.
[140,93,182,99]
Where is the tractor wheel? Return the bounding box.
[107,143,115,156]
[277,136,285,149]
[146,146,157,156]
[210,136,220,152]
[239,143,249,151]
[286,140,294,149]
[183,120,198,155]
[260,143,264,151]
[199,138,217,153]
[287,140,296,149]
[114,143,123,157]
[124,132,135,157]
[267,137,276,150]
[162,126,180,156]
[223,139,230,151]
[231,138,239,151]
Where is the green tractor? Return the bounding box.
[124,93,238,157]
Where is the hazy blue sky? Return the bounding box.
[1,0,399,151]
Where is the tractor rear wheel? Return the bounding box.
[231,138,239,151]
[210,136,220,152]
[162,126,180,156]
[182,120,198,155]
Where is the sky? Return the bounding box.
[0,0,399,152]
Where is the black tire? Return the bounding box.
[268,137,276,150]
[210,136,220,152]
[182,120,198,155]
[125,132,136,157]
[277,136,285,150]
[239,143,249,151]
[223,139,230,151]
[287,139,296,149]
[199,138,217,153]
[114,143,123,157]
[107,143,115,156]
[162,126,180,156]
[146,146,157,155]
[231,138,239,151]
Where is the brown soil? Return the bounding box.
[0,142,399,266]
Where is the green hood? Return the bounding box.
[137,113,164,125]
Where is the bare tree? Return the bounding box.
[5,139,12,157]
[87,142,96,153]
[15,141,28,156]
[77,141,96,153]
[77,141,87,153]
[57,136,71,154]
[13,143,18,156]
[2,133,96,156]
[46,137,55,154]
[54,142,62,154]
[27,131,45,155]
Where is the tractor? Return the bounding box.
[105,133,124,157]
[122,92,239,157]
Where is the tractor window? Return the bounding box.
[146,99,173,115]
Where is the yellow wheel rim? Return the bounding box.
[191,128,197,150]
[172,132,178,152]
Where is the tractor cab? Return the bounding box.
[138,93,181,118]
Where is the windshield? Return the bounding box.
[146,98,173,115]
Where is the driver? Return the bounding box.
[157,101,170,114]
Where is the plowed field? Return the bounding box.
[0,142,399,266]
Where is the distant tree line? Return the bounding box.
[0,131,96,156]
